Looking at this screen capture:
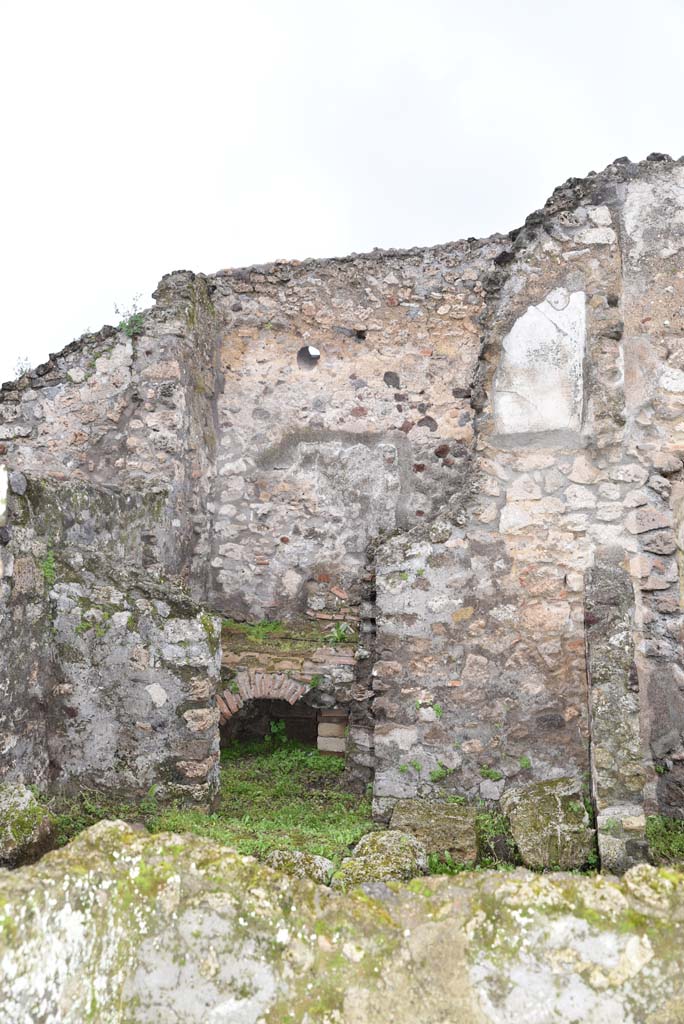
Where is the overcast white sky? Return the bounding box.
[1,0,683,383]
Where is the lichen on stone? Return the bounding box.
[0,782,54,867]
[331,830,428,892]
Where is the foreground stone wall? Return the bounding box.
[2,821,684,1024]
[2,155,684,850]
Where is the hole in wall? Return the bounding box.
[355,329,367,341]
[220,698,319,747]
[297,346,321,369]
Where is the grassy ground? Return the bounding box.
[646,814,684,864]
[53,737,375,865]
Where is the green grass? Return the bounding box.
[40,550,56,587]
[231,619,284,642]
[646,814,684,864]
[475,807,520,866]
[52,738,375,865]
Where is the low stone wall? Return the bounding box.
[2,821,684,1024]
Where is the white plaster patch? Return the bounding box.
[493,289,586,435]
[623,168,684,263]
[145,683,168,708]
[574,226,616,245]
[660,367,684,393]
[282,569,302,598]
[0,465,7,526]
[588,205,613,227]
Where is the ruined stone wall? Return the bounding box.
[0,473,222,802]
[0,469,53,789]
[2,156,684,854]
[0,273,220,581]
[196,237,503,621]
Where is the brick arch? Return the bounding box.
[216,669,310,725]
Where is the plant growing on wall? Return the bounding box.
[114,296,145,338]
[429,762,453,783]
[328,622,351,644]
[40,550,56,588]
[13,356,31,378]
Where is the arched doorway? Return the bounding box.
[216,673,348,757]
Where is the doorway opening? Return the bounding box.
[217,694,348,758]
[220,698,318,747]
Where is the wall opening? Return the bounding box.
[218,695,349,758]
[220,698,318,747]
[297,345,320,369]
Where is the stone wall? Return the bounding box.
[2,155,684,856]
[0,468,53,790]
[0,473,222,803]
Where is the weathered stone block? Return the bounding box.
[501,777,596,870]
[265,849,334,885]
[317,736,345,753]
[390,798,477,863]
[331,830,428,891]
[0,783,54,867]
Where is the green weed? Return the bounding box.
[328,622,352,644]
[646,815,684,864]
[51,739,374,865]
[41,550,56,587]
[429,762,453,783]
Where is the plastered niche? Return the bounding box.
[493,288,586,436]
[0,465,7,526]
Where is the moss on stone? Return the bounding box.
[331,830,428,892]
[199,611,220,656]
[0,783,55,867]
[3,823,684,1021]
[501,777,596,870]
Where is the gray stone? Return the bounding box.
[390,798,477,863]
[0,782,54,867]
[8,471,26,496]
[479,778,505,801]
[641,529,677,554]
[265,849,334,885]
[501,777,596,870]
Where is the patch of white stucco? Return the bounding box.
[0,466,7,527]
[493,288,586,436]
